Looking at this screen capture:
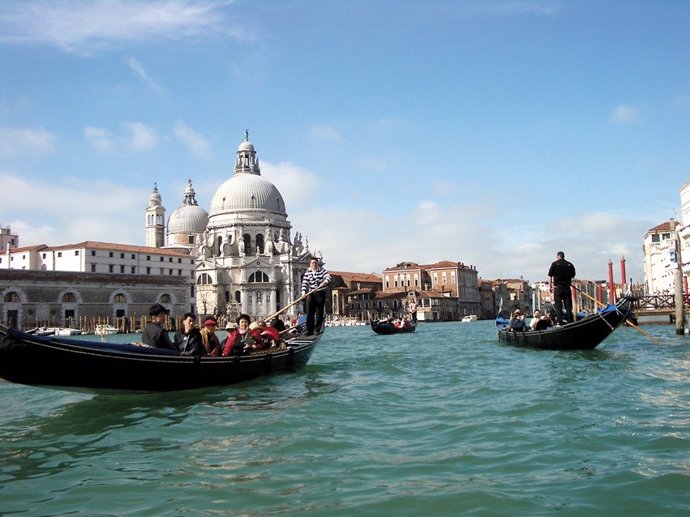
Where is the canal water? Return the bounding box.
[1,322,689,515]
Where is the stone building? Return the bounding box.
[0,269,188,330]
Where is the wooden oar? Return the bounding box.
[264,285,327,323]
[574,286,660,345]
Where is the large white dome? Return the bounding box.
[209,173,286,215]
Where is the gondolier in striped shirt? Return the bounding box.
[301,257,331,335]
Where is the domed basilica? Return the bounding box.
[145,132,318,323]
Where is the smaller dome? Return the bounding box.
[147,185,162,208]
[238,140,255,152]
[167,204,208,234]
[167,180,208,235]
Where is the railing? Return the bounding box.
[628,292,690,310]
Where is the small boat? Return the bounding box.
[371,319,416,335]
[95,324,119,335]
[496,296,633,350]
[53,327,83,336]
[0,324,323,392]
[461,314,478,322]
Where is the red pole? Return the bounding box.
[620,256,626,288]
[608,259,616,303]
[597,283,603,305]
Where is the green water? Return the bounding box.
[1,322,689,515]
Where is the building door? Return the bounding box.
[6,310,18,328]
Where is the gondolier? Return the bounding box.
[548,251,576,325]
[301,257,331,335]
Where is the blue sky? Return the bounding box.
[1,0,689,284]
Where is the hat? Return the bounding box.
[149,303,169,316]
[236,313,251,324]
[225,322,237,330]
[204,318,217,327]
[261,327,280,342]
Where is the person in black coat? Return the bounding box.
[142,303,178,350]
[174,312,203,356]
[548,251,576,325]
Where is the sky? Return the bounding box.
[1,0,689,284]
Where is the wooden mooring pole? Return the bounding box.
[672,223,685,335]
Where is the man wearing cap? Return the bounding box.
[142,303,178,350]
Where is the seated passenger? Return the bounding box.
[529,310,542,331]
[222,314,251,356]
[535,312,553,330]
[508,310,525,331]
[200,318,221,356]
[174,312,203,355]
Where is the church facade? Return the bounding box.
[148,133,318,324]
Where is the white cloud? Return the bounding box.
[0,173,147,246]
[174,121,211,158]
[0,0,241,55]
[85,122,158,153]
[261,161,319,206]
[0,127,55,155]
[126,57,165,95]
[125,122,158,151]
[610,104,640,125]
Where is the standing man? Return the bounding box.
[548,251,576,325]
[408,298,418,324]
[301,257,331,335]
[142,303,178,350]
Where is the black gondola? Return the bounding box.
[496,296,633,350]
[0,324,322,392]
[371,320,416,334]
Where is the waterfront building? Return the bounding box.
[0,226,18,251]
[329,271,382,321]
[0,242,195,328]
[382,260,481,321]
[643,219,680,295]
[0,269,188,330]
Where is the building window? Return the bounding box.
[131,254,135,259]
[114,293,126,303]
[188,235,195,245]
[120,265,125,273]
[62,293,77,302]
[160,294,172,303]
[160,257,164,262]
[91,264,96,272]
[109,265,114,273]
[109,252,113,258]
[146,267,151,274]
[91,250,96,256]
[197,273,212,285]
[42,253,46,259]
[57,252,62,257]
[147,255,151,261]
[178,258,182,263]
[131,266,136,274]
[120,253,124,259]
[178,270,182,276]
[4,292,20,302]
[248,271,269,283]
[75,250,79,256]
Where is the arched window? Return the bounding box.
[160,294,172,303]
[197,273,213,285]
[4,292,20,302]
[114,293,127,303]
[243,234,252,254]
[256,234,264,254]
[62,293,77,302]
[235,290,241,303]
[248,271,269,283]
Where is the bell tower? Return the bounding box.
[145,184,165,248]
